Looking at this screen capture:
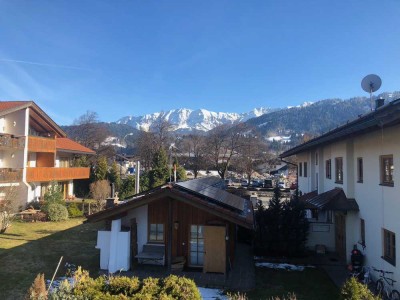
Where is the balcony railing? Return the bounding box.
[0,168,23,183]
[26,167,90,182]
[0,134,25,150]
[28,136,56,153]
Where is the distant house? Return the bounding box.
[0,101,94,206]
[280,97,400,288]
[86,176,254,273]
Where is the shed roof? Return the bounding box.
[86,177,254,229]
[280,98,400,158]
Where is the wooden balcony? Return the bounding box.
[28,136,56,153]
[0,168,23,183]
[0,134,25,150]
[26,167,90,182]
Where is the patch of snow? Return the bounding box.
[255,262,315,271]
[198,287,228,300]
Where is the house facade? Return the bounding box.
[87,176,254,274]
[280,98,400,287]
[0,101,94,208]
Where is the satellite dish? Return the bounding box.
[361,74,382,110]
[361,74,382,93]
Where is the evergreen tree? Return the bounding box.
[149,148,169,188]
[265,185,284,254]
[94,156,108,181]
[108,161,121,191]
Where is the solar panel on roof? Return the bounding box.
[176,177,245,211]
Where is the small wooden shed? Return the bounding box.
[87,177,254,274]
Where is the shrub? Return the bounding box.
[107,276,140,296]
[67,203,83,218]
[162,275,201,300]
[340,277,379,300]
[26,273,47,300]
[139,277,160,296]
[47,204,69,222]
[32,267,201,299]
[41,182,65,214]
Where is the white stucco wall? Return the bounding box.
[3,109,27,136]
[295,123,400,289]
[307,222,335,252]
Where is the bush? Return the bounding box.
[47,204,69,222]
[26,273,47,300]
[162,275,201,300]
[340,277,379,300]
[67,203,83,218]
[107,276,140,296]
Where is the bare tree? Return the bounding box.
[137,131,157,171]
[0,185,22,234]
[90,180,111,211]
[180,134,207,178]
[69,111,110,151]
[152,117,173,151]
[235,133,268,182]
[205,124,245,179]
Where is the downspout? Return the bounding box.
[280,158,299,198]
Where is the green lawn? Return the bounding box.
[246,267,340,300]
[0,218,103,300]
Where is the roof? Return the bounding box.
[301,188,359,211]
[56,138,95,154]
[280,98,400,158]
[0,101,31,112]
[86,176,254,229]
[0,100,67,137]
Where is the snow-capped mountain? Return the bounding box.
[117,107,275,133]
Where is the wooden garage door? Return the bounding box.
[204,226,226,274]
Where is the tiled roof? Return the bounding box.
[56,138,95,154]
[0,101,31,112]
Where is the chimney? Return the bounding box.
[375,98,384,110]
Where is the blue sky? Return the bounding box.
[0,1,399,125]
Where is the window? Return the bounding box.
[335,157,343,183]
[299,162,303,177]
[190,225,204,266]
[315,152,318,165]
[326,159,331,179]
[360,219,365,247]
[304,162,308,177]
[380,155,394,186]
[149,224,164,242]
[357,158,363,183]
[383,228,396,266]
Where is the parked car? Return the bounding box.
[278,182,286,189]
[224,179,233,186]
[263,179,273,188]
[241,179,248,186]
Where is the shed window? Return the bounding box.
[304,162,308,177]
[360,219,365,247]
[149,223,164,242]
[299,163,303,177]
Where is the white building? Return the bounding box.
[280,98,400,287]
[0,101,94,208]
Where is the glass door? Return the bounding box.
[189,225,204,266]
